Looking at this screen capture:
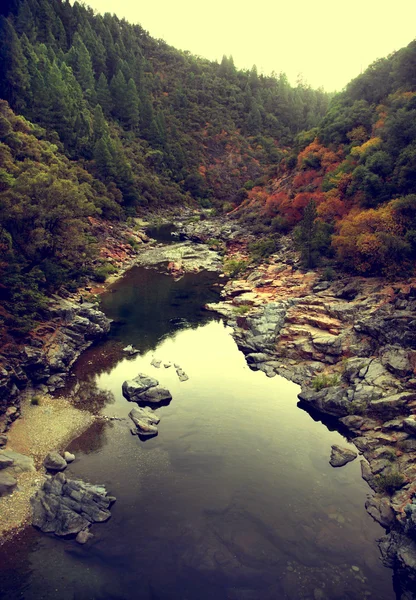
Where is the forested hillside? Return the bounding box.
[236,40,416,275]
[0,0,415,338]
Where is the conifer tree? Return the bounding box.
[96,72,112,115]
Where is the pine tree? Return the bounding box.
[0,17,29,111]
[66,32,95,101]
[93,104,108,139]
[96,72,112,115]
[110,70,126,120]
[123,77,140,129]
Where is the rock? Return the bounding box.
[370,392,416,417]
[333,280,361,301]
[44,451,67,472]
[403,418,416,436]
[0,454,14,469]
[164,363,172,368]
[0,450,35,474]
[0,471,17,495]
[123,345,140,356]
[329,445,357,467]
[76,528,94,544]
[150,358,162,368]
[64,451,75,463]
[46,374,65,389]
[122,373,159,401]
[176,368,189,382]
[31,472,115,537]
[136,387,172,404]
[129,407,160,437]
[381,346,413,377]
[298,386,350,417]
[0,434,7,447]
[365,495,395,527]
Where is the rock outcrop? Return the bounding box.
[0,299,111,431]
[31,472,115,537]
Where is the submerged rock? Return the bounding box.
[129,406,160,437]
[329,445,357,467]
[176,368,189,382]
[31,472,115,537]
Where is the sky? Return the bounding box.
[81,0,416,92]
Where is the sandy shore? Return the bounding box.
[0,393,95,542]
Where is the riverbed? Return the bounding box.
[0,261,396,599]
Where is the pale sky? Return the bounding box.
[81,0,416,91]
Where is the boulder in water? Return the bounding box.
[31,472,115,537]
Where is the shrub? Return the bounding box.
[31,396,41,406]
[223,259,248,278]
[233,304,251,315]
[126,237,139,251]
[375,472,405,494]
[311,374,340,391]
[321,266,336,281]
[94,263,117,282]
[248,237,279,262]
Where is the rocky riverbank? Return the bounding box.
[174,217,416,594]
[0,210,222,540]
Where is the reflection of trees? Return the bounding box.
[99,267,222,356]
[69,419,110,455]
[71,378,116,414]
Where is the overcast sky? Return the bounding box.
[82,0,416,91]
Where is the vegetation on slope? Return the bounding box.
[235,40,416,275]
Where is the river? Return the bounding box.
[0,251,397,599]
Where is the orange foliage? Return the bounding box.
[317,190,348,222]
[332,203,404,274]
[297,139,341,173]
[293,170,323,190]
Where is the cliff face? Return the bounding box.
[0,298,111,431]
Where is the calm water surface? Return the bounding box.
[0,266,396,599]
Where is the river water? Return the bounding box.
[0,260,397,599]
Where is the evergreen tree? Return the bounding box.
[96,72,112,115]
[123,77,140,129]
[0,17,29,111]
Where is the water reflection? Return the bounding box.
[0,267,397,599]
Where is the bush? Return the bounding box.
[248,237,279,262]
[321,266,336,281]
[311,374,340,391]
[233,304,251,315]
[31,396,41,406]
[223,258,248,278]
[375,472,405,494]
[126,237,139,251]
[94,263,117,282]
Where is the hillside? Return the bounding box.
[0,0,415,339]
[235,40,416,276]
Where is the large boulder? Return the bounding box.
[122,373,159,401]
[329,445,357,467]
[44,451,67,472]
[122,373,172,405]
[31,472,115,537]
[129,406,160,437]
[0,471,17,495]
[136,387,172,404]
